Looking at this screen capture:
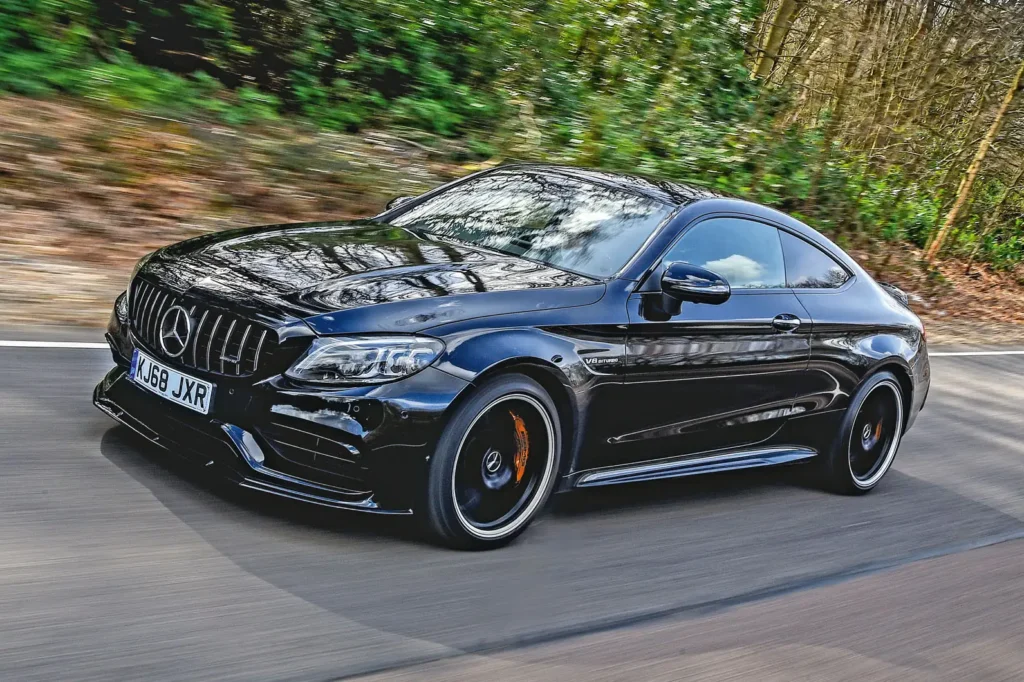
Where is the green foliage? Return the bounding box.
[989,232,1024,271]
[0,0,95,95]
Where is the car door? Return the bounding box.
[776,228,859,420]
[606,216,812,467]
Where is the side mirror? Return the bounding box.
[662,261,731,305]
[385,195,415,211]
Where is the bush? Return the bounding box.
[0,0,1018,269]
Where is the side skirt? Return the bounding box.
[571,446,818,488]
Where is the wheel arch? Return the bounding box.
[864,358,914,428]
[445,357,580,481]
[433,327,618,482]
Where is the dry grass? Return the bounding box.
[0,96,461,325]
[2,95,1023,341]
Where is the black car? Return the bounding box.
[95,164,930,549]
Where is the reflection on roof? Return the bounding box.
[496,163,721,207]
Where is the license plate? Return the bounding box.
[129,349,214,415]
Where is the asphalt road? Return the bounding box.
[1,330,1023,680]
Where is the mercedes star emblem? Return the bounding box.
[483,449,503,474]
[159,305,192,358]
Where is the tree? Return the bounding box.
[925,56,1024,264]
[752,0,806,80]
[805,0,886,208]
[965,163,1024,274]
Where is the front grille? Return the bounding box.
[129,278,277,377]
[258,415,369,492]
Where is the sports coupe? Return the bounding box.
[95,164,930,549]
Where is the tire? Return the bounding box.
[817,370,905,495]
[422,373,562,550]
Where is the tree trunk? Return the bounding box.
[935,79,994,191]
[804,0,885,209]
[964,164,1024,274]
[907,0,978,130]
[777,3,827,87]
[752,0,804,80]
[821,0,885,146]
[745,2,770,60]
[925,57,1024,264]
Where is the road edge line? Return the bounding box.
[0,340,109,349]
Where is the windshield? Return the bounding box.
[386,170,675,278]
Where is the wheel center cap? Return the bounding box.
[862,424,872,441]
[483,449,503,474]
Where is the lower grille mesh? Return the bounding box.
[259,416,369,492]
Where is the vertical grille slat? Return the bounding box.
[144,286,159,342]
[252,330,268,373]
[127,278,280,378]
[130,282,142,322]
[130,281,142,321]
[130,281,148,323]
[234,324,252,376]
[205,314,223,372]
[149,292,168,344]
[137,285,156,340]
[191,309,209,367]
[219,319,237,374]
[142,288,158,345]
[146,288,157,329]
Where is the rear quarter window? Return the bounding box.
[780,230,850,289]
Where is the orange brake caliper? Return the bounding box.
[510,411,530,484]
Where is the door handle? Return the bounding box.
[772,314,801,333]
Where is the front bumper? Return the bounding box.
[94,341,470,514]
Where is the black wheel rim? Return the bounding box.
[849,381,902,486]
[452,394,554,538]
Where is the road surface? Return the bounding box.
[1,328,1023,680]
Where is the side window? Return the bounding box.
[779,231,850,289]
[664,217,786,289]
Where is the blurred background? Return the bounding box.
[1,0,1024,339]
[4,4,1024,681]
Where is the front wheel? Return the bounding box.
[818,370,905,495]
[422,374,562,549]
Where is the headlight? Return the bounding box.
[285,335,445,385]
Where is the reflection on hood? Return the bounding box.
[144,222,596,319]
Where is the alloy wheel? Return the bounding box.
[848,379,903,488]
[451,393,555,539]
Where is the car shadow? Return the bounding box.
[98,425,425,544]
[99,423,813,541]
[94,421,1024,665]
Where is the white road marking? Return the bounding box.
[0,340,109,349]
[929,350,1024,357]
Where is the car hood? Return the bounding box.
[142,221,604,332]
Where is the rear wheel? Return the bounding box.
[423,374,561,549]
[818,370,904,495]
